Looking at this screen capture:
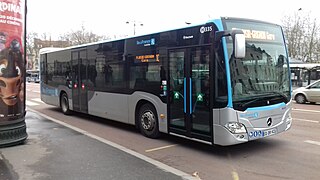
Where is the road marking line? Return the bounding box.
[32,98,43,103]
[295,118,319,123]
[304,140,320,146]
[227,152,240,180]
[292,108,320,113]
[26,89,41,93]
[145,144,178,153]
[26,100,39,106]
[27,108,197,180]
[232,171,240,180]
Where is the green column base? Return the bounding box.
[0,120,27,148]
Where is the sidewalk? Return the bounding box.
[0,111,195,180]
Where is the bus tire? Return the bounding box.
[60,93,71,115]
[138,103,160,139]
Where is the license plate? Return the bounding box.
[249,128,277,139]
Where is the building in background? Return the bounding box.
[27,38,69,70]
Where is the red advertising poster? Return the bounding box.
[0,0,25,123]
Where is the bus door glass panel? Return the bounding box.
[191,47,210,135]
[79,50,88,113]
[71,52,80,111]
[169,50,186,129]
[71,50,88,113]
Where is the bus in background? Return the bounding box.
[40,17,292,146]
[26,70,40,83]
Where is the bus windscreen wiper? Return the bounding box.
[239,93,285,108]
[263,91,288,101]
[239,96,269,108]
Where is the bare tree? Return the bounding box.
[282,12,304,60]
[26,32,54,56]
[26,32,70,69]
[26,32,39,69]
[305,19,318,62]
[315,36,320,62]
[27,25,111,69]
[26,32,38,56]
[59,25,108,46]
[282,11,319,62]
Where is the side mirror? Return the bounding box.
[215,29,246,59]
[234,33,245,58]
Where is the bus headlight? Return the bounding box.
[225,122,247,134]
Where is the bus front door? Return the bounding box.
[168,47,212,142]
[71,50,88,113]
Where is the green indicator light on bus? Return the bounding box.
[197,93,204,102]
[174,91,180,100]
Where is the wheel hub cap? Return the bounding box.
[141,111,155,131]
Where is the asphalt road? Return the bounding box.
[8,83,320,180]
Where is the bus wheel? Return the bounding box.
[138,103,160,139]
[60,93,71,115]
[295,94,306,104]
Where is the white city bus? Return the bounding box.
[40,17,292,146]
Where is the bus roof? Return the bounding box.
[39,19,220,53]
[39,47,65,54]
[39,17,279,54]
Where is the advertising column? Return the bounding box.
[0,0,27,147]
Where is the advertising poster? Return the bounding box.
[0,0,25,123]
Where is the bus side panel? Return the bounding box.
[40,84,73,110]
[58,85,73,111]
[87,91,129,123]
[40,83,60,107]
[128,92,168,133]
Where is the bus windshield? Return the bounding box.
[223,20,290,110]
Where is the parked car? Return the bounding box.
[293,79,320,104]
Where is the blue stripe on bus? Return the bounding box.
[213,19,223,30]
[246,102,286,111]
[213,19,233,108]
[223,38,233,108]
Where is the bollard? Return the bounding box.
[0,0,27,147]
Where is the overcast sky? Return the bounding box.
[27,0,320,40]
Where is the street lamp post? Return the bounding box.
[126,20,143,36]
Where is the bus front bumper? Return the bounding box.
[213,116,292,146]
[213,124,249,146]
